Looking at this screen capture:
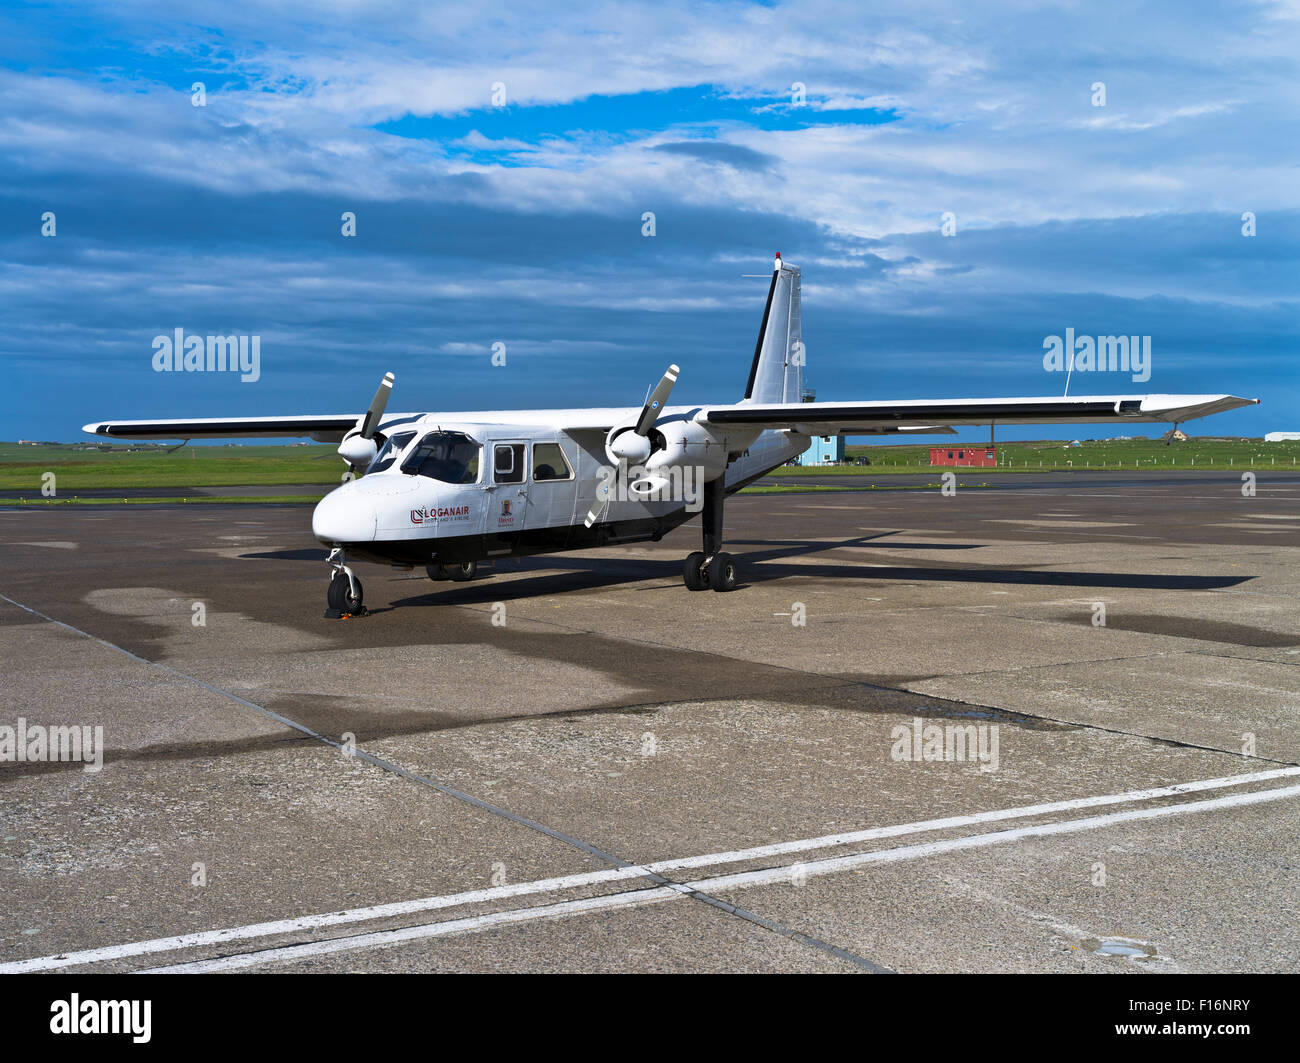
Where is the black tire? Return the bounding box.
[683,551,708,591]
[449,561,477,582]
[426,564,449,581]
[707,552,737,592]
[328,572,364,613]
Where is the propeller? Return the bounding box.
[337,372,395,478]
[584,364,679,527]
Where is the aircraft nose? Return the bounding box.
[312,484,377,544]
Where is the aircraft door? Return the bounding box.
[485,440,530,538]
[526,440,578,528]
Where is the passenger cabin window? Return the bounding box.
[401,431,480,483]
[532,442,572,482]
[366,431,416,474]
[494,443,526,484]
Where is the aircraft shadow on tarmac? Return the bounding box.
[382,559,1253,609]
[243,532,1253,609]
[243,547,334,561]
[12,533,1249,777]
[235,532,1248,610]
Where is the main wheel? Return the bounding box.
[707,552,737,592]
[449,561,477,582]
[683,551,708,591]
[328,571,364,613]
[426,564,449,581]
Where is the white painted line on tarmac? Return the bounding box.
[691,782,1300,892]
[6,766,1296,974]
[633,765,1300,873]
[142,888,686,973]
[139,780,1300,973]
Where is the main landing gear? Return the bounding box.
[682,478,738,592]
[325,547,366,618]
[426,561,478,582]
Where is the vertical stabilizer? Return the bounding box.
[742,253,803,404]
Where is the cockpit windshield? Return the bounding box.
[365,431,417,475]
[400,430,481,484]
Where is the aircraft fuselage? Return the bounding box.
[311,416,809,567]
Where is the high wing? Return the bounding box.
[81,414,421,442]
[81,407,640,442]
[83,393,1259,443]
[702,394,1259,435]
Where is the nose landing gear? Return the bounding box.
[325,547,367,618]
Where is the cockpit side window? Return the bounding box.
[366,431,416,475]
[401,431,481,484]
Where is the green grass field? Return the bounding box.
[0,442,344,489]
[0,436,1295,496]
[803,437,1300,475]
[6,494,324,505]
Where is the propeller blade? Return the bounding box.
[358,372,395,440]
[583,477,613,529]
[633,364,679,436]
[586,364,679,526]
[339,372,395,478]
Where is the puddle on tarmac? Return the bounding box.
[912,704,1080,732]
[1087,936,1158,959]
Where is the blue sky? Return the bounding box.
[2,0,1297,443]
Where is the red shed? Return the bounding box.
[930,445,997,467]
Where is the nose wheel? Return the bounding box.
[325,548,367,618]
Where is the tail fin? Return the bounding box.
[742,253,803,404]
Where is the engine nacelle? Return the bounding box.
[338,430,378,469]
[614,419,729,497]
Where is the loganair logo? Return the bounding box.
[410,505,471,525]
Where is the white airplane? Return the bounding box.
[85,254,1258,616]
